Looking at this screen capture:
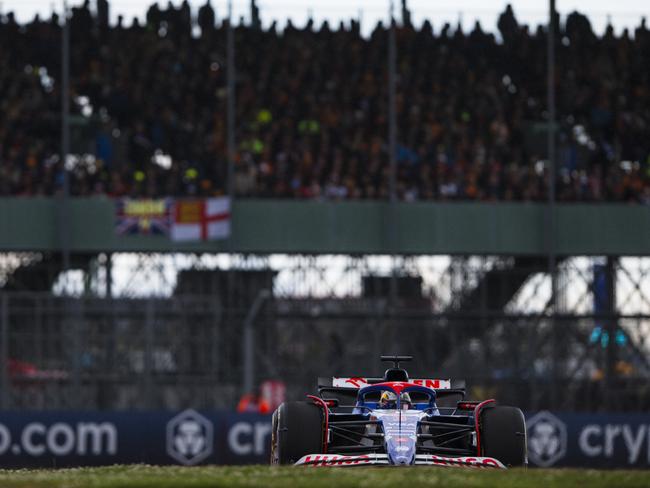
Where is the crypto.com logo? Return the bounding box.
[166,409,214,465]
[527,411,567,467]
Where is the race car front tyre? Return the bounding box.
[480,405,527,467]
[271,401,323,465]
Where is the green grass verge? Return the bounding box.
[0,465,647,488]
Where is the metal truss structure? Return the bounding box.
[0,252,649,411]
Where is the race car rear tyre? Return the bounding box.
[480,405,527,467]
[271,401,323,465]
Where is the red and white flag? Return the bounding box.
[171,197,231,242]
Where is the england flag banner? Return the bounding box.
[171,197,231,242]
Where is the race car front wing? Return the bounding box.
[294,453,506,468]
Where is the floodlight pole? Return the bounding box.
[547,0,558,407]
[388,0,397,204]
[60,0,71,274]
[227,0,236,200]
[387,1,398,306]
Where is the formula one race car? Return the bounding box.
[270,356,527,468]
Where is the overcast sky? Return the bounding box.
[2,0,649,36]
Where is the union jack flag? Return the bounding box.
[115,198,172,236]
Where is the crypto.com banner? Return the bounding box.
[526,411,650,468]
[0,410,271,468]
[0,410,647,468]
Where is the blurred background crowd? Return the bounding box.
[0,1,649,202]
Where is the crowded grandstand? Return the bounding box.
[1,2,649,201]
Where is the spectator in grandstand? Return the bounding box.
[0,3,648,202]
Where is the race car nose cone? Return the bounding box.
[376,410,419,466]
[393,455,412,465]
[386,436,416,465]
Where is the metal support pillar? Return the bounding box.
[388,0,397,203]
[106,253,113,298]
[226,0,236,200]
[546,0,558,408]
[242,289,270,396]
[387,1,398,306]
[604,256,617,409]
[59,0,71,274]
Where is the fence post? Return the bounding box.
[242,289,270,397]
[72,298,83,409]
[212,299,222,384]
[144,298,154,409]
[604,256,617,410]
[0,294,9,409]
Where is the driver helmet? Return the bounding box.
[400,392,412,410]
[379,391,413,409]
[379,391,398,409]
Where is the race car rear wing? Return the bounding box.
[317,377,467,410]
[318,377,466,390]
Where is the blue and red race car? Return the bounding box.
[270,356,527,468]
